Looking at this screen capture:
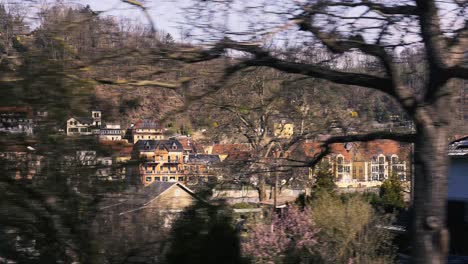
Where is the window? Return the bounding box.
[178,177,184,181]
[337,156,343,173]
[170,177,175,181]
[146,177,152,182]
[155,177,160,181]
[379,156,385,164]
[162,177,168,182]
[68,128,78,132]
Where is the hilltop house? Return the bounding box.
[66,110,102,136]
[99,123,122,141]
[130,119,164,143]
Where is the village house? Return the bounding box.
[131,139,221,186]
[98,123,122,141]
[93,181,203,261]
[210,143,252,161]
[0,106,34,135]
[174,135,205,154]
[297,140,411,188]
[114,146,133,164]
[131,139,187,185]
[0,144,43,180]
[185,154,221,185]
[130,119,164,143]
[270,116,294,139]
[66,110,102,136]
[75,150,97,166]
[95,156,113,179]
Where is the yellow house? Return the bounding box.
[273,122,294,139]
[131,119,164,143]
[132,140,187,186]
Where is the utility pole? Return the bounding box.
[271,150,280,232]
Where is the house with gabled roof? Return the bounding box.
[0,106,34,135]
[211,143,252,161]
[98,181,201,214]
[93,181,203,261]
[174,136,205,154]
[293,139,411,188]
[131,119,164,143]
[66,110,102,136]
[131,139,187,185]
[185,154,221,185]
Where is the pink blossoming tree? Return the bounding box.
[242,206,320,263]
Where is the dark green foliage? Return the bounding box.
[165,200,244,264]
[379,173,405,212]
[312,162,336,194]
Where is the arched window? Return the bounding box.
[337,155,344,173]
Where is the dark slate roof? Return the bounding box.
[97,181,197,212]
[73,116,94,124]
[188,154,220,165]
[134,119,162,129]
[134,139,184,152]
[138,181,181,204]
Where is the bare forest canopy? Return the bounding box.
[0,2,465,137]
[0,0,466,263]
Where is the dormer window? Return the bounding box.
[172,143,177,150]
[145,142,150,150]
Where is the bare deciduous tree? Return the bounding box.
[164,0,467,263]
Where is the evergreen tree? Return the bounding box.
[312,162,336,194]
[379,173,405,212]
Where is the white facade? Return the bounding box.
[76,151,97,166]
[66,117,93,135]
[99,124,122,141]
[332,153,407,187]
[66,111,102,136]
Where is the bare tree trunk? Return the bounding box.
[412,111,450,264]
[257,174,267,202]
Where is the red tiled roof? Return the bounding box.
[212,143,252,161]
[133,119,162,130]
[0,106,33,118]
[298,140,411,161]
[177,137,205,152]
[212,143,251,155]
